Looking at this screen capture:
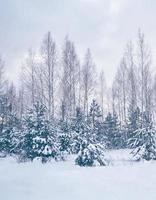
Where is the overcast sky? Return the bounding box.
[0,0,156,85]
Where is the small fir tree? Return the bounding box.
[75,140,107,167]
[127,107,142,145]
[21,102,58,162]
[104,112,122,149]
[129,117,156,161]
[0,112,21,156]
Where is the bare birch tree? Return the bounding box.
[137,30,152,124]
[41,31,57,119]
[125,41,137,117]
[82,49,95,118]
[99,70,106,120]
[61,36,79,120]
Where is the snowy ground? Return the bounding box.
[0,149,156,200]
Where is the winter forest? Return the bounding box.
[2,1,156,199]
[0,29,156,166]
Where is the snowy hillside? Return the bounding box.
[0,149,156,200]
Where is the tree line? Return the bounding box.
[0,30,156,166]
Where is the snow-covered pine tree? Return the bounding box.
[89,99,106,145]
[57,119,73,159]
[127,107,142,144]
[130,126,156,161]
[129,113,156,161]
[75,101,107,167]
[0,112,21,156]
[89,99,102,128]
[58,106,90,156]
[20,102,58,162]
[72,107,85,134]
[70,107,86,154]
[104,112,123,149]
[0,90,21,157]
[75,140,107,166]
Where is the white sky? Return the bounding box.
[0,0,156,86]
